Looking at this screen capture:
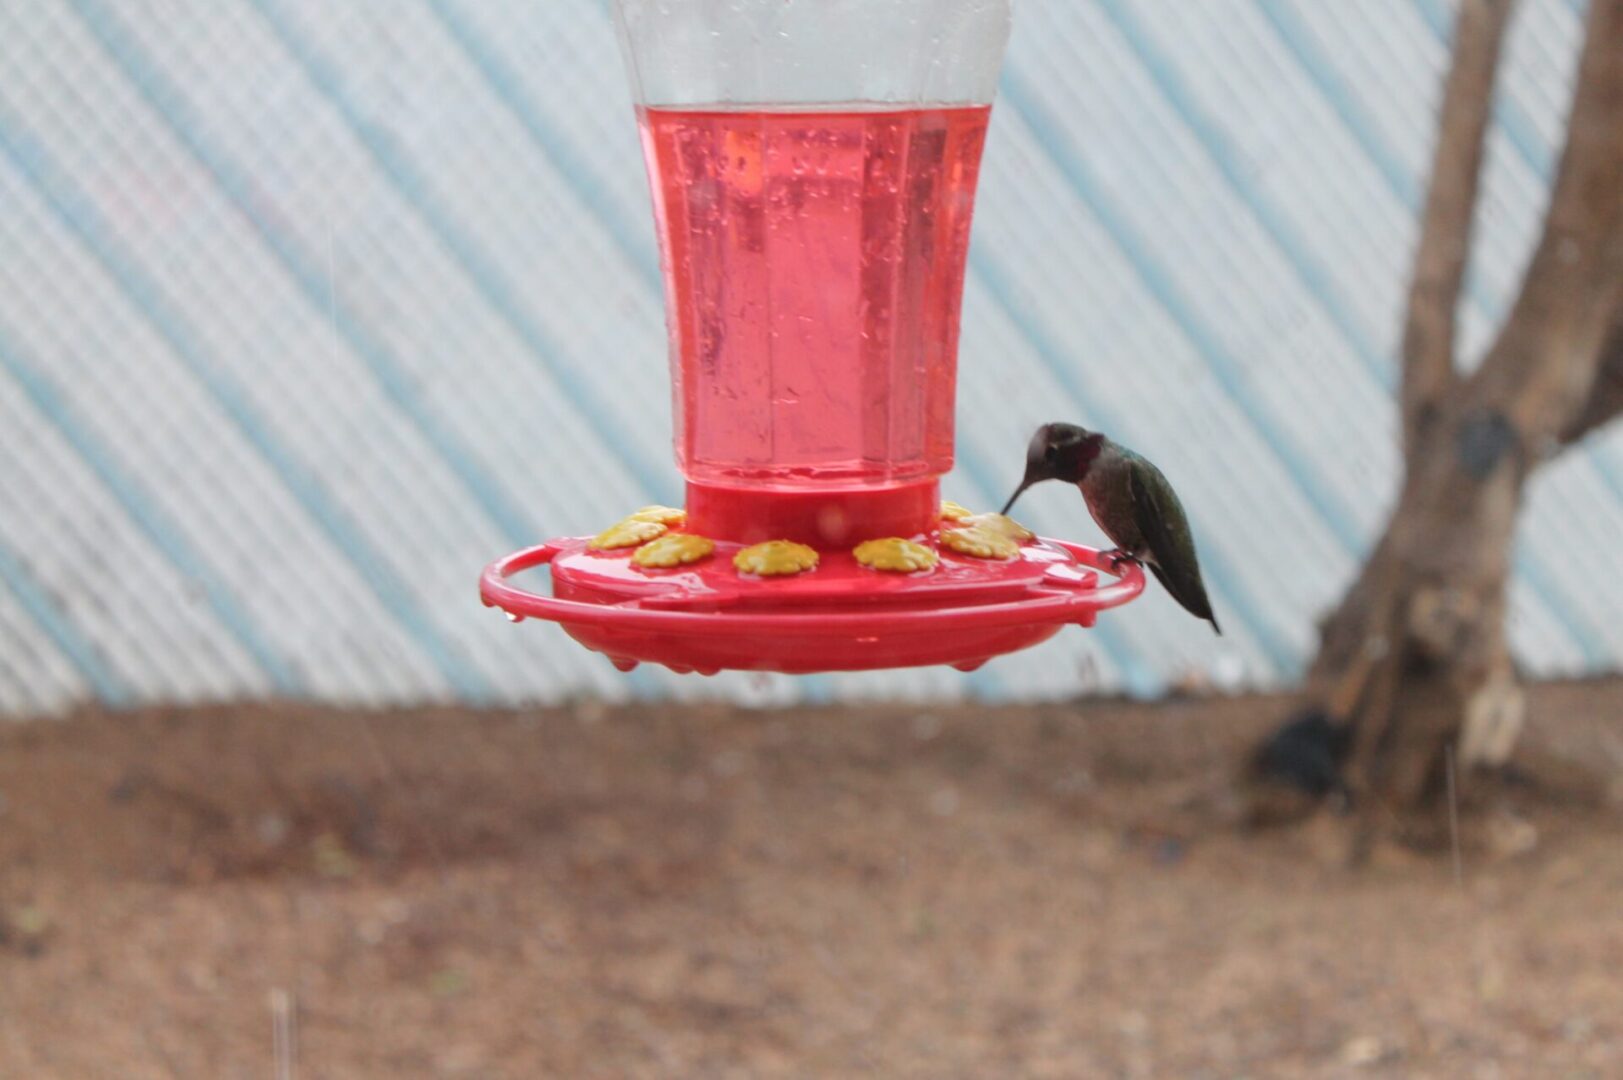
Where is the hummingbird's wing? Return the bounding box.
[1127,462,1222,635]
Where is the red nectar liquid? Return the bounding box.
[638,104,992,491]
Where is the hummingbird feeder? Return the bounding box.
[480,0,1144,674]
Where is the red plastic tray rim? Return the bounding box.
[481,538,1145,635]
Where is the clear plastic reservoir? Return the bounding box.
[615,1,1012,492]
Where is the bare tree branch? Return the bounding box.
[1560,307,1623,446]
[1400,0,1514,452]
[1466,0,1623,438]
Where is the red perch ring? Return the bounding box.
[480,535,1143,675]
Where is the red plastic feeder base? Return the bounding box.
[480,532,1144,676]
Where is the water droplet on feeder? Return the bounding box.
[504,611,525,623]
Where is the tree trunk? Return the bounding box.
[1307,398,1529,838]
[1246,0,1623,844]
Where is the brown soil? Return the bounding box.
[0,681,1619,1078]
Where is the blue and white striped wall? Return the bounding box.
[1,0,1617,715]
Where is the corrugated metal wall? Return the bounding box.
[1,0,1617,714]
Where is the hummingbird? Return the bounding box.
[1003,422,1221,634]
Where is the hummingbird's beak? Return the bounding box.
[1001,477,1034,516]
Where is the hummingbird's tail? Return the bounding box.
[1146,561,1221,635]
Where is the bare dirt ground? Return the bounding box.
[0,681,1619,1079]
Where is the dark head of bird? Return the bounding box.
[1001,422,1103,514]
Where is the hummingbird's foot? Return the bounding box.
[1102,549,1138,573]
